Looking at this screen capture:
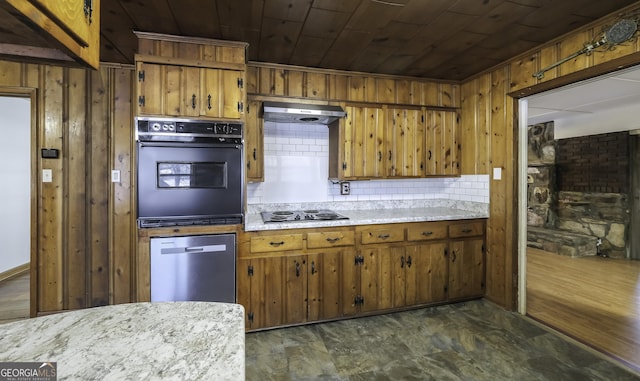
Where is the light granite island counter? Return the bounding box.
[0,302,245,380]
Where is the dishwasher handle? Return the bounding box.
[160,244,228,255]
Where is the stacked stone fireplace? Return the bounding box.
[527,122,630,258]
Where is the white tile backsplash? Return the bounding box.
[247,121,490,205]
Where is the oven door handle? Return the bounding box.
[138,142,241,149]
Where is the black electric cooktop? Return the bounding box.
[261,209,349,223]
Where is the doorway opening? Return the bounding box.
[518,65,640,370]
[0,95,32,322]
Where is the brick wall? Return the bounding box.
[557,132,629,193]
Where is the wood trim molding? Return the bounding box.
[248,61,461,84]
[134,54,246,71]
[133,31,249,49]
[0,263,29,282]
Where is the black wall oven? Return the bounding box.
[136,117,244,228]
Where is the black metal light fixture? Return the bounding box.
[533,18,638,79]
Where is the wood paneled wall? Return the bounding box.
[0,60,136,314]
[247,62,460,107]
[461,2,640,309]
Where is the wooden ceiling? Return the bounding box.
[100,0,639,80]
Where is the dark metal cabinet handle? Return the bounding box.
[295,261,300,277]
[253,148,257,160]
[378,151,382,161]
[400,256,405,268]
[461,228,472,233]
[326,237,341,243]
[269,241,285,247]
[407,256,412,268]
[451,251,457,263]
[311,261,316,275]
[84,0,93,23]
[377,234,390,240]
[207,94,212,110]
[422,231,433,236]
[388,150,392,160]
[428,150,432,160]
[191,94,196,109]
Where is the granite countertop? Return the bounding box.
[245,200,489,231]
[0,302,245,380]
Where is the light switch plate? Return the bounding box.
[493,167,502,180]
[42,169,52,183]
[111,170,121,183]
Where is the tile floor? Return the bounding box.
[245,300,640,380]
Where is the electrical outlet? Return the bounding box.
[340,181,350,195]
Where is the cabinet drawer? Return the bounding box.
[250,234,303,253]
[406,222,448,241]
[359,226,404,245]
[449,221,484,238]
[307,230,355,249]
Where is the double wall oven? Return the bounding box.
[136,117,244,228]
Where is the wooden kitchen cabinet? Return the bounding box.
[245,99,264,182]
[239,220,484,330]
[136,62,245,119]
[447,221,485,300]
[401,242,448,306]
[331,104,385,179]
[386,107,425,177]
[237,254,307,330]
[348,225,403,314]
[307,249,350,321]
[238,227,355,329]
[0,0,100,69]
[330,104,460,179]
[425,110,461,176]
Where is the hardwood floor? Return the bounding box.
[0,272,29,324]
[527,247,640,371]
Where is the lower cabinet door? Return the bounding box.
[307,250,348,321]
[342,250,360,316]
[237,255,307,330]
[405,242,448,305]
[359,246,397,313]
[284,255,308,325]
[448,238,485,300]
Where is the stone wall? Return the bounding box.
[526,126,630,258]
[557,191,628,258]
[527,122,556,228]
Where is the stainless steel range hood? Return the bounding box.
[263,101,346,124]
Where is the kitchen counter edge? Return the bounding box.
[245,207,489,231]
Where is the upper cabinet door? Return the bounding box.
[425,110,461,176]
[219,70,244,119]
[2,0,100,69]
[137,63,164,116]
[30,0,91,46]
[386,107,425,177]
[343,104,384,179]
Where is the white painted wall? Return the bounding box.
[246,121,490,205]
[0,97,31,273]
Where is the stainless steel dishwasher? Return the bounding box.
[150,234,236,303]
